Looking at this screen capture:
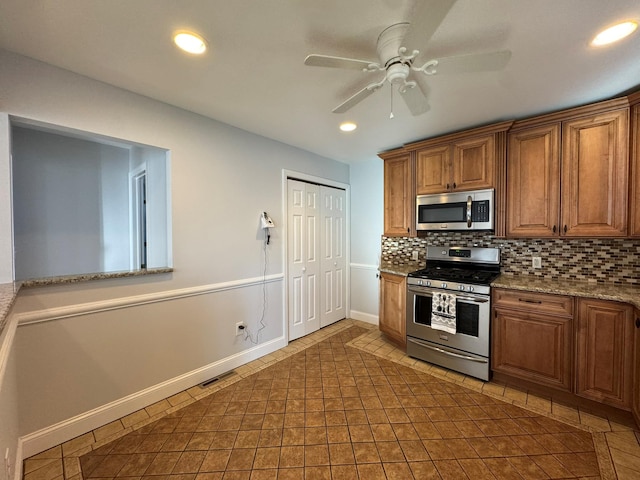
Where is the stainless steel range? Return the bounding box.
[406,246,500,381]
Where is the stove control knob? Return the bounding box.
[425,281,431,287]
[441,283,447,289]
[467,286,474,292]
[418,280,423,286]
[458,285,465,291]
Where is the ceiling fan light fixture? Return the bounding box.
[173,31,208,54]
[591,21,638,46]
[339,122,357,132]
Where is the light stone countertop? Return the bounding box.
[379,263,640,310]
[20,267,173,287]
[0,282,21,336]
[492,274,640,310]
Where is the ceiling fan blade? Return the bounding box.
[401,0,457,55]
[399,84,430,116]
[332,82,383,113]
[430,50,512,75]
[304,54,379,70]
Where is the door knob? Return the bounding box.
[302,267,306,272]
[334,262,337,266]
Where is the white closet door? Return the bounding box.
[320,186,346,327]
[287,179,320,340]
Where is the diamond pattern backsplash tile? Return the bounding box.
[381,233,640,285]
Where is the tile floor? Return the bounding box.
[23,319,640,480]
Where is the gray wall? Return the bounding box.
[0,49,352,449]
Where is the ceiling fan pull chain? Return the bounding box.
[390,85,394,119]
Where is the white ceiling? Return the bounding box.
[1,0,639,164]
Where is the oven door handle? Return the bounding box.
[466,195,473,228]
[407,286,489,303]
[408,337,488,363]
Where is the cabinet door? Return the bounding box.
[561,109,629,237]
[451,134,495,191]
[506,124,560,237]
[379,272,406,348]
[416,145,450,194]
[383,154,414,236]
[631,104,640,237]
[634,309,640,426]
[492,307,572,391]
[576,298,634,409]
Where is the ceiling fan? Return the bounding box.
[304,0,511,116]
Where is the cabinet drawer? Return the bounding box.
[493,289,573,316]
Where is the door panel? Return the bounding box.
[287,180,320,340]
[288,180,346,338]
[320,186,346,327]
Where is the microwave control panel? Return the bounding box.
[472,200,490,222]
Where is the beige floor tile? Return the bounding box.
[23,320,639,480]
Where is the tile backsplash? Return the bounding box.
[381,233,640,285]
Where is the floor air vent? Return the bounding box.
[199,370,236,388]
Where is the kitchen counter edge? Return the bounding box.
[492,275,640,310]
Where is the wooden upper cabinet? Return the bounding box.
[408,122,511,196]
[506,124,560,237]
[505,99,630,238]
[575,298,634,409]
[561,109,629,237]
[416,145,450,195]
[630,98,640,237]
[415,134,496,194]
[381,150,414,236]
[452,134,496,191]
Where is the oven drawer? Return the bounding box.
[492,289,573,316]
[407,336,490,381]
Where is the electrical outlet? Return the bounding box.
[411,250,419,261]
[235,322,246,337]
[532,256,542,269]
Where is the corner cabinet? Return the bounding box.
[492,289,573,391]
[379,272,406,348]
[575,298,634,409]
[506,99,629,238]
[380,150,414,237]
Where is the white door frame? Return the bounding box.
[282,170,350,342]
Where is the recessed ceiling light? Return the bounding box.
[339,122,357,132]
[173,31,208,55]
[591,21,638,46]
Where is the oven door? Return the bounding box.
[406,284,490,357]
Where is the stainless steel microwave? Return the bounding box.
[416,188,494,231]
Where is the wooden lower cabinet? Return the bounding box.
[576,298,635,409]
[634,309,640,425]
[492,290,573,391]
[379,272,406,348]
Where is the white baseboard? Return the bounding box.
[20,334,287,458]
[349,310,378,325]
[13,439,23,480]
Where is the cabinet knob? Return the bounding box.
[452,182,457,189]
[552,225,557,233]
[407,227,410,233]
[446,183,450,190]
[636,318,640,329]
[564,225,567,233]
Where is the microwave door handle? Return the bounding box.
[466,196,472,228]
